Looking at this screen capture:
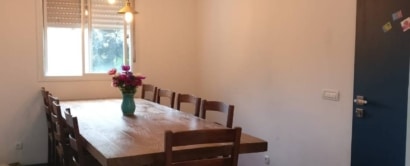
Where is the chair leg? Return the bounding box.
[55,144,64,166]
[48,138,54,166]
[48,136,58,166]
[63,147,72,166]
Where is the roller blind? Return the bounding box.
[91,0,124,29]
[46,0,82,27]
[45,0,126,29]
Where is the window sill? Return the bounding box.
[38,74,111,82]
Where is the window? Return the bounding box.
[40,0,134,78]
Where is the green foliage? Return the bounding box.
[91,29,124,72]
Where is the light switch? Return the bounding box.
[322,89,339,101]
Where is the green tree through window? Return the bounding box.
[91,29,124,72]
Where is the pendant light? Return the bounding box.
[108,0,115,4]
[118,0,138,23]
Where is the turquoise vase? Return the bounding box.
[121,92,136,116]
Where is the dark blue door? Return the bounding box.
[352,0,410,165]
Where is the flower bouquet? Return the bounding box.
[108,65,145,115]
[108,65,145,94]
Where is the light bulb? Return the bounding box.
[108,0,115,4]
[125,12,133,23]
[84,9,89,16]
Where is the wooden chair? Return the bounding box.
[164,127,242,166]
[200,100,234,128]
[141,84,157,102]
[175,94,201,117]
[156,89,176,108]
[41,87,55,166]
[49,95,71,166]
[64,109,101,166]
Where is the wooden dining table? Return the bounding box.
[60,98,268,166]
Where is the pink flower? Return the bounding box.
[111,82,118,87]
[134,79,142,86]
[108,68,117,75]
[136,75,146,80]
[108,66,145,94]
[118,74,127,81]
[122,65,130,71]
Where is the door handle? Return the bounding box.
[354,95,368,106]
[355,108,364,118]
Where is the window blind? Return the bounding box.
[45,0,127,29]
[91,0,124,29]
[46,0,82,27]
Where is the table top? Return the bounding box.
[61,98,267,166]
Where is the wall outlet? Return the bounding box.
[15,142,23,150]
[264,154,270,165]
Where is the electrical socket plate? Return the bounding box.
[15,142,23,150]
[322,89,340,101]
[264,155,270,165]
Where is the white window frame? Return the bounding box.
[36,0,136,82]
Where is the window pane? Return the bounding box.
[87,0,127,73]
[42,0,134,78]
[46,27,82,76]
[88,29,124,73]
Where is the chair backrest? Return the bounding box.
[200,100,234,128]
[41,87,53,132]
[156,89,176,108]
[49,95,70,166]
[49,95,62,128]
[175,94,201,117]
[141,84,157,102]
[164,127,242,166]
[41,87,50,109]
[64,109,86,166]
[41,87,56,165]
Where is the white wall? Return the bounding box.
[196,0,356,166]
[0,0,198,164]
[134,0,199,95]
[0,0,45,164]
